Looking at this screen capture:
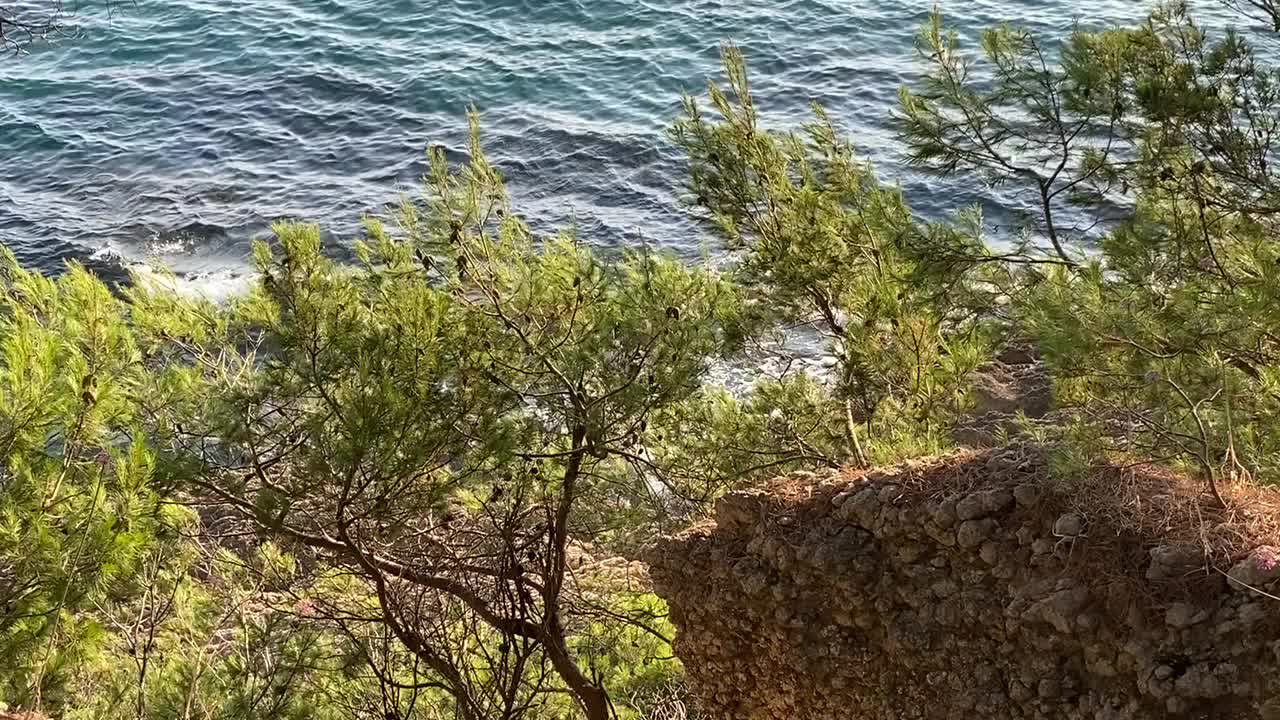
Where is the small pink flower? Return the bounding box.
[294,599,315,617]
[1255,547,1279,573]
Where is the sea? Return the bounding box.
[0,0,1260,296]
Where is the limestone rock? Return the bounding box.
[1165,602,1209,629]
[715,491,766,531]
[647,447,1280,720]
[1053,512,1084,537]
[956,489,1015,521]
[957,518,998,548]
[1147,544,1202,581]
[1227,546,1280,593]
[1013,483,1041,509]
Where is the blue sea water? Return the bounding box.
[0,0,1256,291]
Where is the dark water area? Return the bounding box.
[0,0,1255,294]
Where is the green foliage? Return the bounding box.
[897,6,1136,263]
[114,116,745,720]
[0,253,169,710]
[61,545,362,720]
[671,45,1002,466]
[897,1,1280,492]
[8,3,1280,718]
[567,590,682,720]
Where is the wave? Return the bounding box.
[0,0,1214,293]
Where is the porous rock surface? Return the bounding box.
[648,445,1280,719]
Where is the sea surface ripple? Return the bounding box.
[0,0,1252,291]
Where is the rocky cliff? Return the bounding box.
[648,444,1280,719]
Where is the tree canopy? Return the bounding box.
[4,1,1280,718]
